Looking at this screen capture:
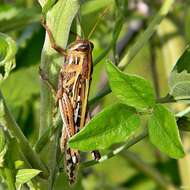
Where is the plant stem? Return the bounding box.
[156,95,176,103]
[93,16,123,66]
[89,86,111,107]
[81,128,148,168]
[3,167,16,190]
[48,125,60,190]
[0,91,48,177]
[149,36,160,98]
[118,0,174,69]
[89,90,177,108]
[34,127,51,153]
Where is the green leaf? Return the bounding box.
[106,61,155,110]
[1,66,39,107]
[16,169,41,185]
[169,46,190,102]
[81,0,114,15]
[69,103,140,151]
[148,104,185,159]
[0,4,40,33]
[0,33,16,83]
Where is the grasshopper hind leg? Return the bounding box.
[65,148,79,185]
[85,112,101,161]
[60,127,79,184]
[91,150,101,161]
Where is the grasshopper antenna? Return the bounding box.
[76,11,84,40]
[70,31,81,39]
[87,6,110,39]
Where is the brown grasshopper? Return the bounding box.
[41,18,101,184]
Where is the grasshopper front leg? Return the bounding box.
[41,0,58,16]
[41,16,67,56]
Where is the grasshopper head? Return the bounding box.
[68,40,94,53]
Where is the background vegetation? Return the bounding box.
[0,0,190,189]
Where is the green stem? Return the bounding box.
[156,94,176,103]
[48,126,60,190]
[176,106,190,117]
[93,16,123,66]
[0,91,48,177]
[4,168,16,190]
[34,127,51,153]
[89,90,178,108]
[149,36,160,97]
[3,147,16,190]
[118,0,174,69]
[89,86,111,107]
[81,128,148,168]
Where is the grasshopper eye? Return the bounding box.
[76,44,90,51]
[80,45,88,50]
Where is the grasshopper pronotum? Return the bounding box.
[41,17,101,184]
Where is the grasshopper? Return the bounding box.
[41,17,101,184]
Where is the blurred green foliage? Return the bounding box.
[0,0,190,190]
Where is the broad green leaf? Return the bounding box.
[69,103,140,151]
[169,46,190,102]
[148,104,184,159]
[81,0,114,15]
[16,169,41,185]
[0,33,16,83]
[1,66,39,107]
[106,61,155,110]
